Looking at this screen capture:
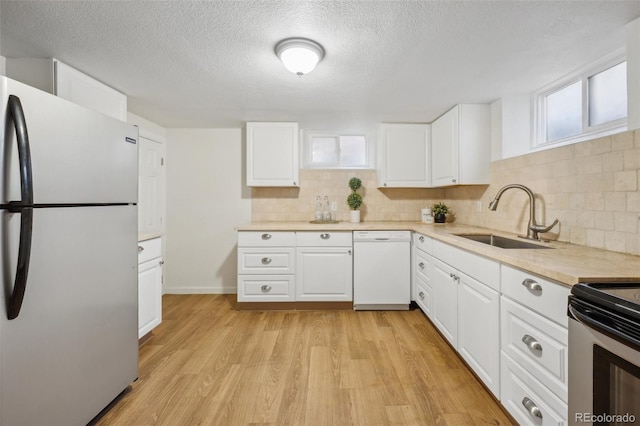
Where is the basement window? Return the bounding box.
[533,56,627,147]
[303,133,371,169]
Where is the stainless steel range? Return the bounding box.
[568,283,640,425]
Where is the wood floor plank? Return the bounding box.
[95,295,515,426]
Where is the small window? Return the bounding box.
[303,133,370,169]
[534,57,627,147]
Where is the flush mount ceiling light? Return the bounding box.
[275,38,325,77]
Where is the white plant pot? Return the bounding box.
[350,210,361,223]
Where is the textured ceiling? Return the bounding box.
[1,1,639,131]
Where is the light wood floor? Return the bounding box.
[95,295,515,425]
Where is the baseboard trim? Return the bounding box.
[163,286,237,294]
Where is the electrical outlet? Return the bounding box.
[331,201,338,211]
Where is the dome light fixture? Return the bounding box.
[275,38,325,77]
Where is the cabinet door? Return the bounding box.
[378,123,430,187]
[296,247,353,301]
[431,257,458,348]
[458,271,500,397]
[431,106,459,187]
[138,258,163,338]
[138,137,165,235]
[246,122,299,187]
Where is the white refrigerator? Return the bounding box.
[0,77,139,425]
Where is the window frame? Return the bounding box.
[532,51,627,149]
[302,131,373,169]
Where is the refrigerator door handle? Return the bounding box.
[6,94,34,320]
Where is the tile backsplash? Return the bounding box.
[252,129,639,255]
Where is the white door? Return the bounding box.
[0,205,138,426]
[138,257,163,338]
[138,137,164,234]
[431,257,458,347]
[457,271,500,397]
[296,247,353,301]
[431,106,459,187]
[246,122,299,187]
[379,123,430,187]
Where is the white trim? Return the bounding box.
[531,49,627,149]
[302,131,374,169]
[164,285,236,294]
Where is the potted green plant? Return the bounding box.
[431,202,449,223]
[347,177,363,223]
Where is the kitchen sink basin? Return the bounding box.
[455,234,552,249]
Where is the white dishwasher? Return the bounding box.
[353,230,411,310]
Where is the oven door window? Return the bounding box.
[593,344,640,424]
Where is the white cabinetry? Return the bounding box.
[431,104,490,187]
[237,232,296,301]
[412,233,433,315]
[499,265,569,425]
[377,123,431,187]
[5,58,127,121]
[426,239,501,397]
[246,122,299,187]
[137,238,163,339]
[295,232,353,302]
[138,137,165,235]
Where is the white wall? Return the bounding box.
[165,128,251,294]
[627,17,640,131]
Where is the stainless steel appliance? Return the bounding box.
[568,283,640,426]
[353,230,410,310]
[0,77,139,425]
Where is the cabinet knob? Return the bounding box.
[320,233,330,240]
[159,260,165,266]
[452,179,457,183]
[419,236,425,243]
[522,334,542,352]
[522,397,543,420]
[261,233,272,240]
[521,278,542,294]
[418,291,425,299]
[138,246,144,253]
[261,257,272,265]
[419,262,425,269]
[261,285,272,292]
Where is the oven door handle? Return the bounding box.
[569,303,640,348]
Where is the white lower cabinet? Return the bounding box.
[412,233,433,315]
[137,238,163,339]
[237,231,353,302]
[430,257,459,347]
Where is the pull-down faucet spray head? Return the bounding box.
[488,198,499,211]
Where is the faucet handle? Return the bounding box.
[530,219,559,235]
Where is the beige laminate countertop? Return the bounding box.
[138,232,163,242]
[236,221,640,287]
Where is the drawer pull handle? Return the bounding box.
[261,257,272,265]
[522,334,542,352]
[418,291,425,299]
[521,278,542,294]
[419,236,425,242]
[261,233,272,240]
[138,246,144,253]
[419,262,425,269]
[522,396,543,420]
[320,233,330,240]
[261,285,272,292]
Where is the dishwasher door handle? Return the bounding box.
[374,238,390,241]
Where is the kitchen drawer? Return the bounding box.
[296,231,352,247]
[414,249,431,283]
[433,239,499,291]
[501,265,570,327]
[237,231,295,247]
[501,297,568,402]
[138,237,161,264]
[238,248,295,274]
[414,275,432,317]
[501,352,567,425]
[413,232,432,254]
[237,275,295,301]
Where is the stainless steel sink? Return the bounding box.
[455,234,552,249]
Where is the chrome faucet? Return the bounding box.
[488,184,559,240]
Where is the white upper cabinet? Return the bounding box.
[5,58,127,121]
[138,137,165,235]
[431,104,490,187]
[377,123,431,187]
[246,122,299,187]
